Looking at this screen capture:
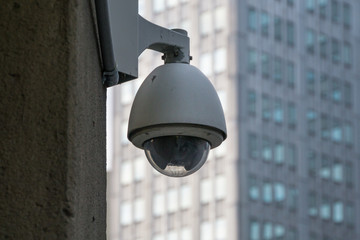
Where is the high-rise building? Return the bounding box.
[107,0,360,239]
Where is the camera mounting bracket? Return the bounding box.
[95,0,191,87]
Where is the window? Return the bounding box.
[262,94,271,121]
[134,157,146,182]
[287,102,297,128]
[331,119,342,142]
[215,218,227,240]
[274,182,286,202]
[308,150,317,177]
[261,52,270,78]
[286,21,295,47]
[333,201,344,223]
[288,228,297,240]
[274,17,282,42]
[263,222,273,240]
[320,74,329,99]
[215,6,226,31]
[306,29,315,54]
[199,52,212,76]
[308,192,318,217]
[121,201,132,225]
[319,0,328,18]
[248,133,258,159]
[153,0,165,13]
[320,196,331,220]
[306,69,316,94]
[331,38,340,63]
[250,220,260,240]
[262,137,272,161]
[343,3,351,27]
[200,221,212,240]
[288,143,297,169]
[274,141,285,164]
[248,48,257,73]
[345,162,353,187]
[319,154,331,179]
[248,7,257,31]
[343,122,353,146]
[332,162,343,183]
[214,48,227,74]
[288,187,298,210]
[249,176,260,200]
[331,79,341,103]
[344,82,352,108]
[121,161,133,185]
[319,33,327,58]
[200,178,212,204]
[321,114,330,140]
[167,188,178,213]
[152,234,164,240]
[181,227,192,240]
[180,184,192,209]
[215,175,226,200]
[306,0,315,12]
[306,109,317,136]
[287,61,295,87]
[153,192,165,216]
[274,224,285,240]
[273,57,283,83]
[273,98,284,124]
[247,90,256,116]
[200,11,212,36]
[134,198,145,222]
[121,81,134,104]
[263,182,273,203]
[167,0,177,8]
[331,0,339,23]
[345,203,355,226]
[167,231,178,240]
[261,11,269,36]
[343,42,352,66]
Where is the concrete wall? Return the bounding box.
[0,0,106,239]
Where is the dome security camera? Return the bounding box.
[128,63,227,177]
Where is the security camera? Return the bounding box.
[128,63,227,177]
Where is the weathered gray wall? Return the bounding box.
[0,0,106,239]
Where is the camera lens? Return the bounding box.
[143,136,210,177]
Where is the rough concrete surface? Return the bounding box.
[0,0,106,239]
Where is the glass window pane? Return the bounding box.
[199,52,212,76]
[331,0,340,23]
[215,175,226,200]
[274,182,286,202]
[121,201,132,225]
[274,57,283,83]
[306,69,316,94]
[333,201,344,223]
[274,17,282,41]
[331,38,340,63]
[287,102,297,127]
[215,218,227,240]
[263,182,272,203]
[214,48,227,74]
[320,196,331,220]
[248,133,258,159]
[248,7,257,31]
[306,29,315,54]
[332,162,343,183]
[343,3,351,27]
[262,137,272,161]
[121,161,132,185]
[200,221,212,240]
[200,178,213,204]
[320,154,331,179]
[247,90,257,116]
[273,98,284,123]
[180,184,192,209]
[250,220,260,240]
[308,192,318,217]
[287,21,295,47]
[167,188,178,213]
[249,175,260,200]
[153,0,165,13]
[153,193,165,216]
[262,94,271,121]
[134,198,145,222]
[274,141,285,164]
[248,48,257,73]
[215,6,226,31]
[261,11,269,36]
[261,52,270,78]
[319,33,327,58]
[287,61,295,87]
[200,11,212,35]
[263,222,273,240]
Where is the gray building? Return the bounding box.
[107,0,360,239]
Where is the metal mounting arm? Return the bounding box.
[95,0,191,87]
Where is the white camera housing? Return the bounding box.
[128,63,227,177]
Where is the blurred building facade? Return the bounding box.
[107,0,360,239]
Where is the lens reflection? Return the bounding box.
[143,136,210,177]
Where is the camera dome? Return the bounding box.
[144,136,210,177]
[128,63,227,177]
